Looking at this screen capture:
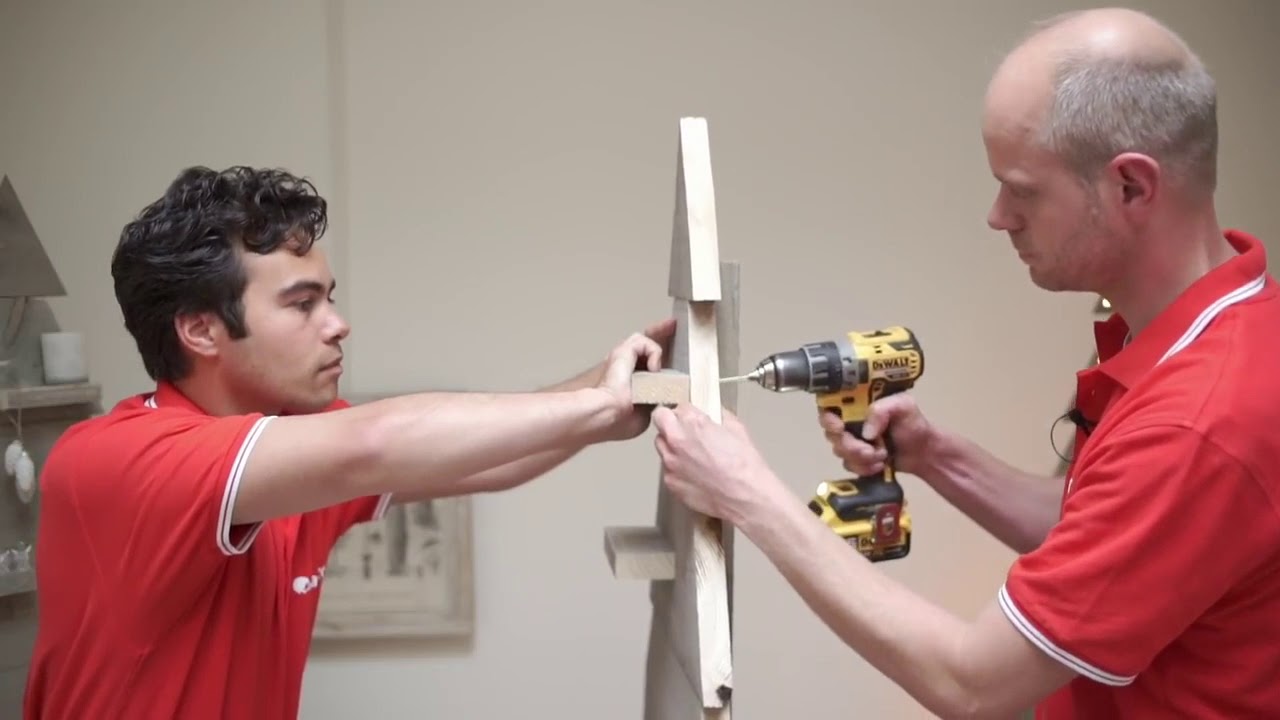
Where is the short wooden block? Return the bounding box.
[604,526,675,581]
[631,370,690,406]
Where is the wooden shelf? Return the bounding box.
[0,569,33,597]
[0,383,99,412]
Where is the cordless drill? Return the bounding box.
[731,326,924,562]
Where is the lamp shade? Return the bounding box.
[0,175,65,298]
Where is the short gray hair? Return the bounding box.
[1023,11,1219,195]
[1038,52,1218,194]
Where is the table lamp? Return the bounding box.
[0,175,67,387]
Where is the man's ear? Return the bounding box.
[1108,152,1160,208]
[174,312,221,361]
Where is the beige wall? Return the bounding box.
[2,1,1277,717]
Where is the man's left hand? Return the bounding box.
[651,404,780,524]
[641,316,678,364]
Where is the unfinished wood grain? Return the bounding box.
[716,262,741,626]
[646,262,740,715]
[646,580,727,720]
[604,117,739,718]
[632,369,690,406]
[651,117,736,717]
[603,526,675,581]
[659,298,732,705]
[667,118,721,302]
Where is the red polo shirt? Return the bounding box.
[24,382,392,719]
[998,229,1280,718]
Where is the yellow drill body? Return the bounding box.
[740,326,924,562]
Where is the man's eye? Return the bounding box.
[296,299,315,312]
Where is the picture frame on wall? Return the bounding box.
[312,392,475,640]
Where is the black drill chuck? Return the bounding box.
[753,341,851,394]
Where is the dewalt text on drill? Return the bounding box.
[725,326,925,562]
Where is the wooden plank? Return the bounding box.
[716,262,741,627]
[715,263,742,417]
[645,582,727,720]
[655,298,732,709]
[603,526,675,581]
[605,117,739,717]
[667,119,721,302]
[647,261,741,715]
[646,116,736,716]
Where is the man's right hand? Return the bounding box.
[819,393,1066,553]
[819,393,938,477]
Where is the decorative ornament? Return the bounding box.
[3,438,34,504]
[3,438,20,476]
[14,448,33,503]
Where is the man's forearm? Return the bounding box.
[737,479,984,718]
[917,431,1063,554]
[360,388,615,493]
[391,446,583,501]
[395,364,609,500]
[737,474,1072,718]
[237,387,618,523]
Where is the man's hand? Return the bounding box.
[594,319,675,441]
[819,393,939,478]
[641,316,678,365]
[821,393,1063,554]
[651,404,783,524]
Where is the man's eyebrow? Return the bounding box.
[999,168,1034,183]
[277,279,336,298]
[995,174,1035,193]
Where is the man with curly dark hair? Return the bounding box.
[23,165,673,719]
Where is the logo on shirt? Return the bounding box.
[292,565,326,595]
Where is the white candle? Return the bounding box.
[41,331,88,384]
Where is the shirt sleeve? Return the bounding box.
[999,422,1280,686]
[67,409,275,612]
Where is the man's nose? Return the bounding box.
[325,308,351,341]
[987,196,1020,232]
[987,199,1008,231]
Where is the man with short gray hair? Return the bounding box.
[649,8,1280,718]
[1032,11,1219,194]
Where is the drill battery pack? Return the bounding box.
[808,477,912,562]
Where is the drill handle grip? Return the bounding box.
[847,420,896,456]
[841,417,896,483]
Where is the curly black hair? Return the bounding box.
[111,166,329,382]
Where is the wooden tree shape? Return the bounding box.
[603,117,739,719]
